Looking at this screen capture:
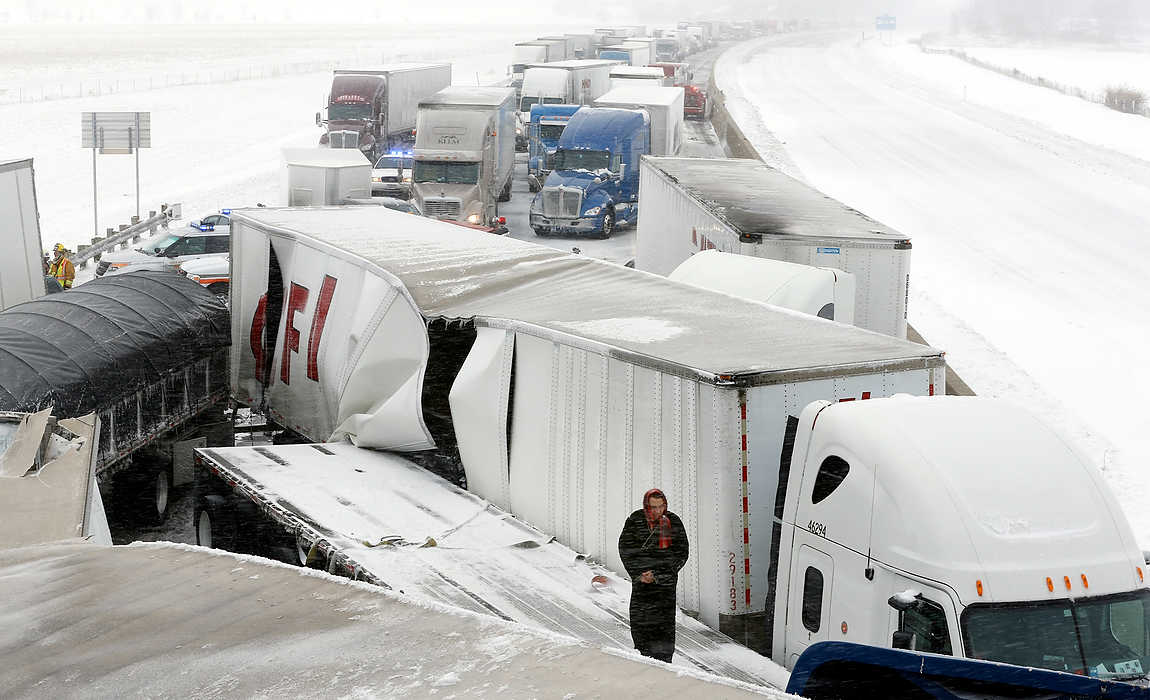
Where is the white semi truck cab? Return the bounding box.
[772,395,1149,680]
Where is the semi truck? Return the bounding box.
[598,43,651,67]
[636,157,912,338]
[529,108,649,238]
[765,395,1150,678]
[226,204,945,659]
[0,159,45,311]
[594,85,684,157]
[655,36,682,62]
[316,64,451,162]
[609,65,670,88]
[526,104,581,192]
[412,86,516,227]
[0,271,232,525]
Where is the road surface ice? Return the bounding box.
[719,33,1150,545]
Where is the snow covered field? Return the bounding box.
[0,24,559,252]
[943,42,1150,103]
[718,32,1150,545]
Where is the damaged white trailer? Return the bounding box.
[228,206,946,656]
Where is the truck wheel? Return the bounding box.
[152,467,172,524]
[533,226,548,237]
[498,178,511,203]
[207,282,229,297]
[528,180,540,193]
[195,493,238,550]
[598,209,615,239]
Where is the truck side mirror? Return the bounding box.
[887,591,922,612]
[617,164,625,179]
[315,112,322,127]
[892,630,914,650]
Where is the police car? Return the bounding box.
[96,210,232,277]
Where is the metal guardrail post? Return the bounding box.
[73,203,180,269]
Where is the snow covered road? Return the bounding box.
[720,33,1150,543]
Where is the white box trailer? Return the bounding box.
[0,159,45,310]
[637,157,913,338]
[519,59,616,115]
[228,206,945,655]
[282,148,372,206]
[595,85,684,156]
[669,250,856,325]
[609,65,670,88]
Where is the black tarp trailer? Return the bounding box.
[0,271,232,523]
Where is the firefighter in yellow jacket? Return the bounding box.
[48,244,75,289]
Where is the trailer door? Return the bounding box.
[787,544,833,668]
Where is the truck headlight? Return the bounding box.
[402,176,412,183]
[584,206,601,216]
[466,214,481,224]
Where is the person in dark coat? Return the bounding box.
[618,488,689,663]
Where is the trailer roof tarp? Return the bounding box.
[0,271,229,416]
[233,207,942,384]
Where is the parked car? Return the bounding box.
[371,154,414,198]
[97,228,230,277]
[96,210,232,277]
[178,255,230,297]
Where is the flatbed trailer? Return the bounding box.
[0,541,784,698]
[193,440,791,690]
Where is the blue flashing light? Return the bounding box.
[220,208,232,215]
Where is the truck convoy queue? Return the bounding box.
[3,17,1149,699]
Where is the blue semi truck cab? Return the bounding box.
[529,107,649,238]
[527,104,581,193]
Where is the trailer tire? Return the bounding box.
[150,466,173,525]
[498,178,512,203]
[532,226,548,237]
[207,282,229,297]
[194,493,237,551]
[528,180,540,193]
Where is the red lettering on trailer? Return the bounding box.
[249,294,269,384]
[306,275,338,382]
[281,282,310,385]
[838,392,874,403]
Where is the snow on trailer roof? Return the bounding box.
[196,441,791,690]
[609,66,668,78]
[526,59,620,70]
[419,86,515,108]
[233,207,943,385]
[644,157,911,245]
[282,148,370,168]
[597,85,684,107]
[0,541,784,698]
[332,62,449,75]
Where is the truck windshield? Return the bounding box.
[374,156,413,170]
[520,97,567,112]
[962,590,1150,680]
[328,103,372,121]
[539,125,566,141]
[413,161,479,185]
[553,149,611,172]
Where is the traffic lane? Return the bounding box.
[501,154,637,266]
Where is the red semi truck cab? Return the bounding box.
[684,84,706,119]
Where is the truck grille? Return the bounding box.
[96,260,110,277]
[379,175,398,183]
[329,130,360,149]
[542,187,582,218]
[423,198,461,220]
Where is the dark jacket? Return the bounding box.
[618,509,689,592]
